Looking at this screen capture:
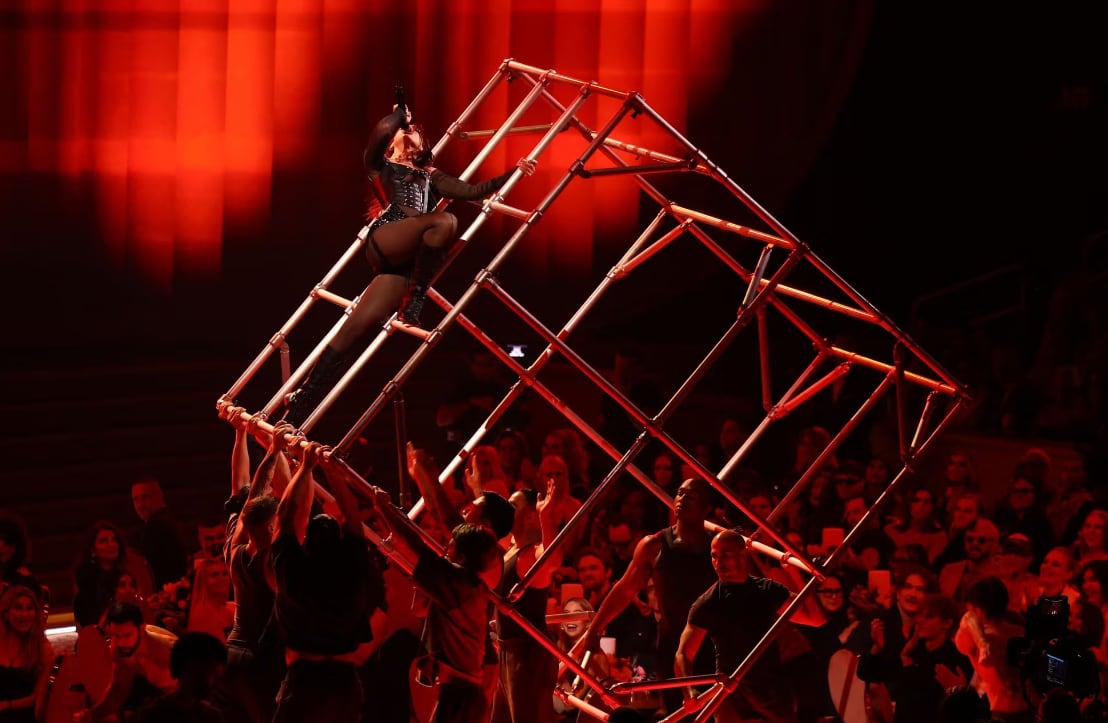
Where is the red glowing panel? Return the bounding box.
[14,2,844,289]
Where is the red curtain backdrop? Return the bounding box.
[1,1,873,299]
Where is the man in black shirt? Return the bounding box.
[270,441,384,723]
[676,528,821,722]
[132,476,189,589]
[372,486,504,723]
[858,593,973,723]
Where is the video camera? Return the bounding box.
[1007,595,1100,701]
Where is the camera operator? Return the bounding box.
[954,576,1029,721]
[1008,590,1101,714]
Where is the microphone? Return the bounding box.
[395,84,409,129]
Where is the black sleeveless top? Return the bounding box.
[652,527,716,642]
[497,546,551,642]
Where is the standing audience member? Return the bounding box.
[135,632,228,723]
[675,528,821,722]
[0,586,52,721]
[953,577,1029,722]
[74,601,178,722]
[131,477,190,590]
[857,566,937,699]
[269,444,384,723]
[859,593,973,723]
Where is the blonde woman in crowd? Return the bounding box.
[0,586,53,722]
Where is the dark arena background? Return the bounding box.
[2,2,1107,722]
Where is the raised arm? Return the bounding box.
[429,158,535,200]
[518,477,565,588]
[230,421,295,550]
[224,405,251,495]
[369,486,423,572]
[406,443,464,530]
[363,106,409,176]
[320,458,366,541]
[275,439,321,543]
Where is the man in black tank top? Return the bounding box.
[571,478,721,714]
[491,483,563,723]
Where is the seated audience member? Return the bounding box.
[495,428,537,492]
[1036,688,1081,723]
[131,477,190,590]
[840,495,895,570]
[933,492,985,570]
[1044,452,1094,545]
[995,533,1038,616]
[191,519,229,567]
[953,576,1028,720]
[72,521,153,629]
[185,559,234,642]
[553,597,609,723]
[541,429,591,501]
[936,685,992,723]
[0,585,53,721]
[993,471,1055,569]
[1026,546,1082,614]
[605,516,642,582]
[884,486,948,565]
[938,517,1000,604]
[135,632,228,723]
[75,601,178,722]
[858,593,973,723]
[1071,508,1108,569]
[853,566,936,683]
[889,542,931,585]
[0,513,39,597]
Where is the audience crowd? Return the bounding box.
[0,339,1106,723]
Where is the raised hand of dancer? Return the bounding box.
[517,158,537,176]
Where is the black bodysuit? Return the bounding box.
[362,109,515,275]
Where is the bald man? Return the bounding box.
[675,529,821,722]
[938,517,1000,603]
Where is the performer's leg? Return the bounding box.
[330,274,408,352]
[395,212,458,327]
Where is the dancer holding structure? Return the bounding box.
[282,99,536,427]
[569,478,721,715]
[675,528,823,722]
